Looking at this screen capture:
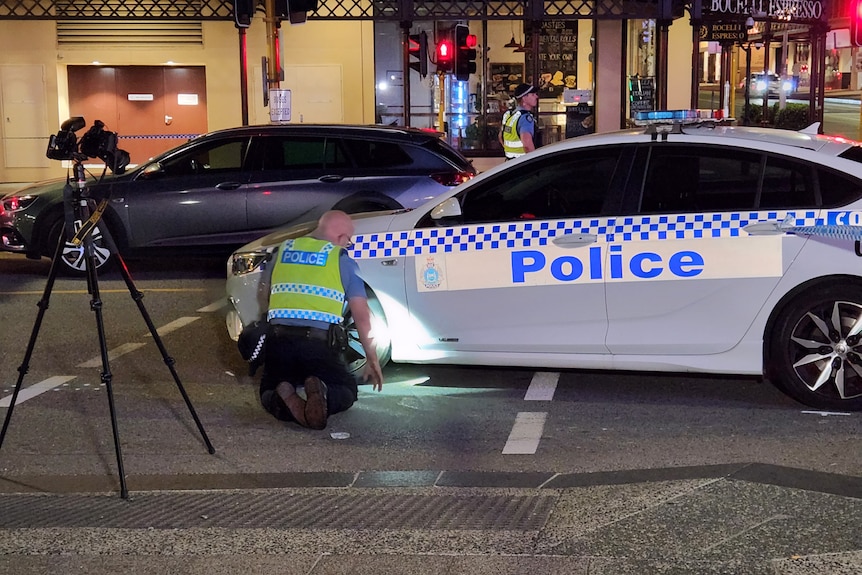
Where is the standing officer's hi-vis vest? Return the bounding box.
[501,110,525,159]
[267,237,345,324]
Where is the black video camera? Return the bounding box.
[46,117,130,175]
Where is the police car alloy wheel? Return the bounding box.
[342,288,392,381]
[768,282,862,411]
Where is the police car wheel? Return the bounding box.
[47,218,114,277]
[343,287,391,381]
[768,283,862,411]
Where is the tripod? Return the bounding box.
[0,158,215,499]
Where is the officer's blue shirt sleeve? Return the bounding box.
[517,111,535,138]
[339,251,366,299]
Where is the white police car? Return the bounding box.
[226,113,862,411]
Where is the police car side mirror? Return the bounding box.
[430,197,462,221]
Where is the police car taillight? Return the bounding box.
[431,171,474,186]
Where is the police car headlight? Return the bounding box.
[231,250,271,276]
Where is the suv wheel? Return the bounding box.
[47,218,113,276]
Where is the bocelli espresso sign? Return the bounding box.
[705,0,823,22]
[699,21,747,42]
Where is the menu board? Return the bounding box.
[526,20,578,99]
[489,63,524,97]
[629,76,655,115]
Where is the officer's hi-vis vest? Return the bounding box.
[501,110,525,158]
[267,237,345,324]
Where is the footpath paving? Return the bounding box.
[0,464,860,575]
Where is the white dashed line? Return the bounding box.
[502,412,547,454]
[0,376,76,407]
[76,343,147,368]
[143,316,200,338]
[524,371,559,401]
[197,299,227,313]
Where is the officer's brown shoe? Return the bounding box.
[303,376,328,430]
[276,381,308,427]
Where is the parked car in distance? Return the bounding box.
[227,114,862,411]
[745,72,794,97]
[0,124,475,275]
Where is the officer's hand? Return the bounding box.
[362,359,384,392]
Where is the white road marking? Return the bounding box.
[143,316,200,337]
[1,376,76,407]
[76,343,147,368]
[502,412,547,455]
[524,371,559,401]
[197,299,227,313]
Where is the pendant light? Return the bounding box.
[504,21,521,49]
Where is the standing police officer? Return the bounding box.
[498,83,539,160]
[258,210,383,430]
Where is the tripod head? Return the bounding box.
[47,116,130,176]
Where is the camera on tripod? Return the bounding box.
[46,116,130,175]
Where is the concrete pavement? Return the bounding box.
[0,464,860,574]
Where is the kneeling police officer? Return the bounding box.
[258,210,383,429]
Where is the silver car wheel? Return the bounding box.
[342,289,391,379]
[770,284,862,410]
[58,225,112,274]
[789,300,862,400]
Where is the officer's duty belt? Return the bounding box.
[271,324,329,342]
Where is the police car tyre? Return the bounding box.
[768,283,862,411]
[47,217,113,276]
[343,287,391,381]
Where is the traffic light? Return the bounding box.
[233,0,255,28]
[408,30,428,78]
[454,24,477,82]
[436,34,453,73]
[852,0,862,47]
[274,0,318,24]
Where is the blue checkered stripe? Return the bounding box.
[283,239,336,254]
[350,211,821,259]
[268,309,341,323]
[270,282,345,302]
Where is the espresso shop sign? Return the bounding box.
[700,21,747,42]
[706,0,823,21]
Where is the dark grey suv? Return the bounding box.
[0,124,475,274]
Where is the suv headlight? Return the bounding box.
[231,249,272,276]
[1,195,37,213]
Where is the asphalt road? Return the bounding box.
[0,252,860,574]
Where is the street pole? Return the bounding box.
[438,70,446,138]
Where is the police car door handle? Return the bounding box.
[216,181,242,190]
[318,175,344,183]
[552,233,598,247]
[743,222,786,235]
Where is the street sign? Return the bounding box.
[269,89,291,123]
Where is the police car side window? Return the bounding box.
[758,155,816,209]
[640,145,761,213]
[457,149,622,223]
[818,168,862,208]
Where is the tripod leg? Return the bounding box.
[82,234,129,499]
[0,232,66,450]
[105,234,215,455]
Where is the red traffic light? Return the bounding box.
[437,40,453,62]
[852,0,862,46]
[466,34,477,48]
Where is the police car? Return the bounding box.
[226,112,862,411]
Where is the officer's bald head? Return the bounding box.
[315,210,355,248]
